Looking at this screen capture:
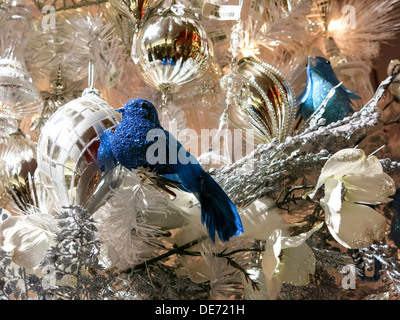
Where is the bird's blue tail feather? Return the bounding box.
[163,133,243,242]
[198,171,243,242]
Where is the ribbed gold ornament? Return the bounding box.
[227,57,296,144]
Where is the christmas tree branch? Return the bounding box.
[123,236,209,273]
[123,237,263,291]
[275,185,316,212]
[215,76,393,207]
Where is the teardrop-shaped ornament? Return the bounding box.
[228,57,296,145]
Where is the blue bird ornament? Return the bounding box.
[296,56,361,125]
[97,99,244,243]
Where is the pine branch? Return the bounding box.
[275,185,316,212]
[226,257,260,292]
[123,237,263,292]
[123,236,209,273]
[179,248,264,292]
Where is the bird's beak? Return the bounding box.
[308,56,318,68]
[116,108,124,114]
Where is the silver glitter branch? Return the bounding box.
[357,243,400,297]
[215,76,393,207]
[39,206,121,300]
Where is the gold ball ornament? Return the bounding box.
[129,0,163,21]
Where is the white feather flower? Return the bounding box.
[92,169,186,271]
[172,196,292,298]
[308,149,396,249]
[0,164,60,275]
[0,213,59,274]
[261,223,323,300]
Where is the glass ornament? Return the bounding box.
[0,5,9,28]
[0,5,43,135]
[227,57,296,145]
[220,72,243,104]
[0,133,37,210]
[170,62,232,170]
[36,89,122,213]
[0,53,43,134]
[229,21,244,58]
[9,0,32,24]
[128,0,163,21]
[131,5,213,105]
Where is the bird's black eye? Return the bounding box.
[305,63,308,68]
[326,60,331,65]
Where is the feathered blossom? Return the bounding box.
[92,169,185,271]
[172,195,322,299]
[0,213,58,274]
[308,148,396,249]
[261,223,323,299]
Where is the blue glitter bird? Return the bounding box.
[97,99,244,242]
[296,56,361,125]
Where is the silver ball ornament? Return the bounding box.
[131,6,213,95]
[36,89,122,213]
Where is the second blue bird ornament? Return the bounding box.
[97,99,244,243]
[297,56,361,125]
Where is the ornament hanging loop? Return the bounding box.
[88,60,95,89]
[82,61,100,97]
[159,84,174,110]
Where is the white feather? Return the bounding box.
[326,0,400,63]
[242,0,314,54]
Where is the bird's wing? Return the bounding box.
[160,130,199,193]
[162,130,243,242]
[97,129,117,172]
[324,68,361,101]
[341,85,362,100]
[296,77,312,107]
